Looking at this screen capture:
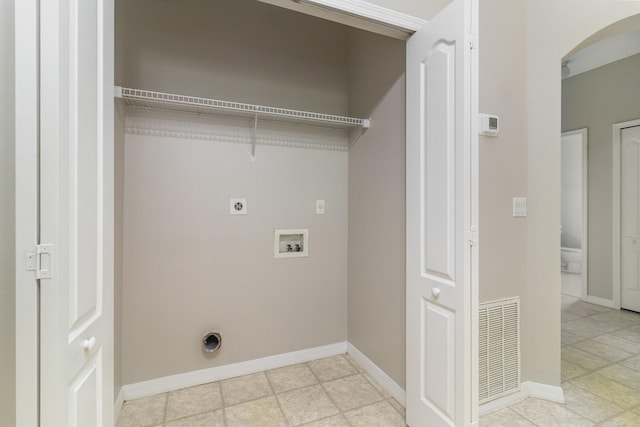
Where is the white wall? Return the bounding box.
[562,54,640,301]
[525,0,640,385]
[347,29,406,388]
[0,0,15,424]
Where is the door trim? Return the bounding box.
[613,118,640,310]
[256,0,427,39]
[15,0,40,425]
[560,128,588,301]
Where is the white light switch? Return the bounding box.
[230,198,247,215]
[513,197,526,217]
[316,200,325,215]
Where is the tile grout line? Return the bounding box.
[264,367,292,426]
[305,358,351,426]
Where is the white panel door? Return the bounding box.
[406,0,478,426]
[39,0,114,426]
[621,125,640,313]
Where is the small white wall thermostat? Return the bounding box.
[479,113,499,137]
[230,198,247,215]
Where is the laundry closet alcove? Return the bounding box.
[114,0,407,401]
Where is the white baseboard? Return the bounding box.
[479,382,565,416]
[114,387,124,421]
[346,343,406,405]
[522,381,565,403]
[479,389,528,416]
[584,295,617,309]
[122,342,348,401]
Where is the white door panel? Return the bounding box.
[39,0,114,425]
[406,0,478,425]
[621,126,640,312]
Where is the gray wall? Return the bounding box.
[119,0,349,115]
[122,136,348,383]
[347,29,406,388]
[478,0,528,304]
[0,0,15,424]
[562,53,640,301]
[118,0,351,384]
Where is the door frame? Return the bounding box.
[15,0,479,424]
[15,0,40,425]
[560,128,588,301]
[613,118,640,309]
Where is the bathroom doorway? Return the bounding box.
[560,129,588,300]
[561,28,640,308]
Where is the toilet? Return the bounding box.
[561,247,582,274]
[561,247,583,298]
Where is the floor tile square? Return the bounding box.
[570,373,640,409]
[562,330,586,346]
[572,339,634,362]
[166,382,222,421]
[562,311,585,323]
[611,327,640,344]
[299,414,350,426]
[388,398,406,417]
[322,374,383,411]
[277,384,339,425]
[267,363,318,393]
[221,372,273,406]
[117,394,166,427]
[343,401,406,427]
[509,398,594,426]
[308,355,357,382]
[479,407,535,427]
[562,346,611,371]
[599,410,640,427]
[561,382,625,423]
[362,372,391,398]
[591,334,640,354]
[225,396,287,427]
[562,359,589,382]
[562,321,604,339]
[344,354,365,372]
[597,363,640,390]
[620,354,640,372]
[164,409,225,427]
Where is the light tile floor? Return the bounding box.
[117,297,640,426]
[117,354,406,427]
[481,296,640,426]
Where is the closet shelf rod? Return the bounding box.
[114,86,371,130]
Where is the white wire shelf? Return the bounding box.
[115,87,370,130]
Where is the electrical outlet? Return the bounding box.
[513,197,526,217]
[230,198,247,215]
[316,199,325,215]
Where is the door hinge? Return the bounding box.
[25,244,54,279]
[466,227,479,247]
[467,33,478,50]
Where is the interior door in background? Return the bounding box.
[621,125,640,313]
